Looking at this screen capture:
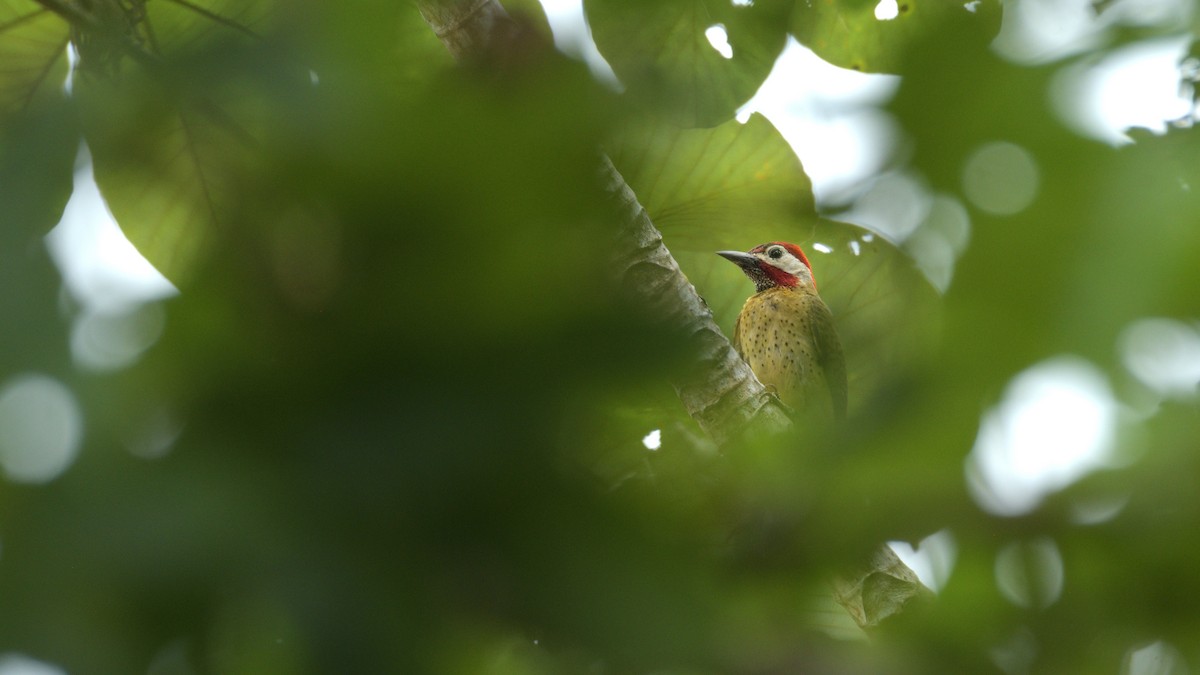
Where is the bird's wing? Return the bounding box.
[811,298,848,421]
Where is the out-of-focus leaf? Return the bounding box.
[798,219,938,414]
[278,2,451,104]
[608,114,937,413]
[0,94,76,238]
[77,67,265,285]
[130,0,271,53]
[607,113,816,249]
[584,0,789,127]
[791,0,1002,73]
[0,2,69,117]
[71,1,281,284]
[0,99,76,371]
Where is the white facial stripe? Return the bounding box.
[757,247,813,282]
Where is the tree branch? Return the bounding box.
[598,154,792,444]
[416,0,525,62]
[415,0,790,444]
[415,0,928,631]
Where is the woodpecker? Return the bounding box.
[717,242,847,421]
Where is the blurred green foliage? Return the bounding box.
[791,0,1002,73]
[1,1,1199,674]
[585,0,790,126]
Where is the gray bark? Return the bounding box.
[598,154,793,445]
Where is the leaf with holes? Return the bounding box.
[0,2,70,118]
[791,0,1001,73]
[584,0,790,128]
[608,114,937,412]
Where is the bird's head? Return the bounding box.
[717,242,817,293]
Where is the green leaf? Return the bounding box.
[71,0,279,284]
[0,2,69,117]
[133,0,271,52]
[584,0,789,127]
[791,0,1002,73]
[78,74,262,285]
[609,114,936,412]
[608,113,817,247]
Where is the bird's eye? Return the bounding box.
[768,246,784,259]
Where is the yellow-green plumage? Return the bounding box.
[733,285,846,420]
[718,242,847,422]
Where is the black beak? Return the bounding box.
[716,250,758,272]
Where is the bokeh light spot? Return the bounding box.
[992,0,1101,64]
[0,375,84,484]
[966,356,1117,516]
[1052,36,1194,145]
[126,409,185,460]
[994,0,1191,65]
[905,195,972,292]
[961,141,1040,216]
[995,537,1064,609]
[1122,640,1188,675]
[848,171,931,241]
[70,303,166,372]
[146,638,197,675]
[1119,317,1200,400]
[0,653,67,675]
[990,627,1038,674]
[1071,494,1130,525]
